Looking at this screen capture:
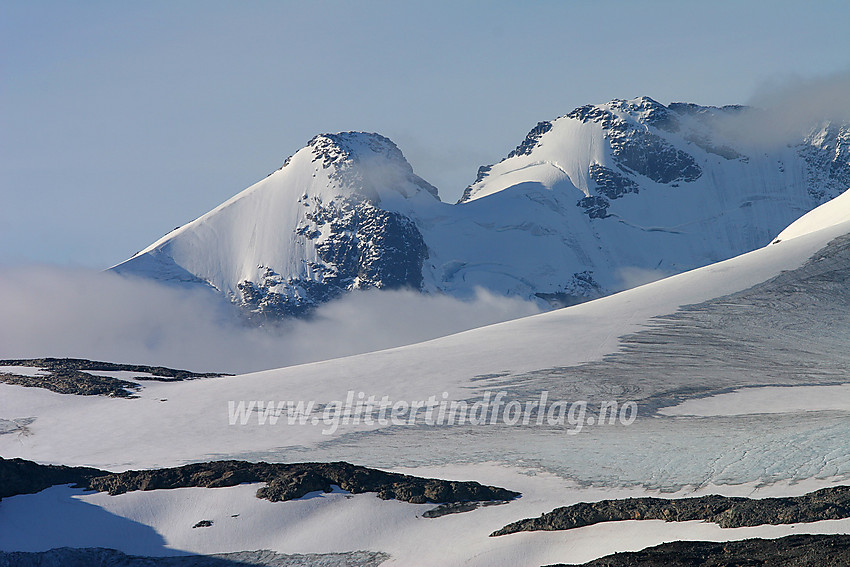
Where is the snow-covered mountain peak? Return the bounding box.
[460,97,757,204]
[460,97,848,211]
[114,99,850,320]
[298,131,440,204]
[583,95,678,129]
[113,131,439,319]
[306,131,405,168]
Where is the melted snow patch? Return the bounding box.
[659,384,850,417]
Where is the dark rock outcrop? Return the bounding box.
[684,133,743,160]
[567,99,703,184]
[0,457,519,508]
[492,485,850,536]
[547,534,850,567]
[0,358,224,380]
[0,358,226,398]
[422,499,510,518]
[609,126,702,184]
[507,121,554,159]
[0,369,142,398]
[0,457,104,501]
[588,164,639,200]
[88,460,520,505]
[576,195,611,219]
[192,520,213,528]
[239,197,429,321]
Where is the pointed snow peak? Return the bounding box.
[304,131,440,201]
[308,131,406,168]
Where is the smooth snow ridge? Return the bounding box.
[776,187,850,241]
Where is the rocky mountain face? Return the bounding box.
[112,98,850,319]
[240,135,436,319]
[113,132,439,321]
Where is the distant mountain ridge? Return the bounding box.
[112,97,850,320]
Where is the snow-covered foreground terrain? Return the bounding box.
[2,191,850,565]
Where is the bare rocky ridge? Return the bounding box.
[491,485,850,536]
[0,358,227,397]
[0,457,519,507]
[547,534,850,567]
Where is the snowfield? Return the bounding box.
[1,189,849,564]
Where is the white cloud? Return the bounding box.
[0,266,540,374]
[748,71,850,124]
[715,70,850,148]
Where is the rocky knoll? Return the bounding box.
[492,485,850,536]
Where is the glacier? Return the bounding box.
[2,188,850,564]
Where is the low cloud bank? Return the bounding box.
[0,266,540,374]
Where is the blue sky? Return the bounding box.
[2,0,849,268]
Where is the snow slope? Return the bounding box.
[112,98,850,317]
[7,211,850,470]
[4,190,850,564]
